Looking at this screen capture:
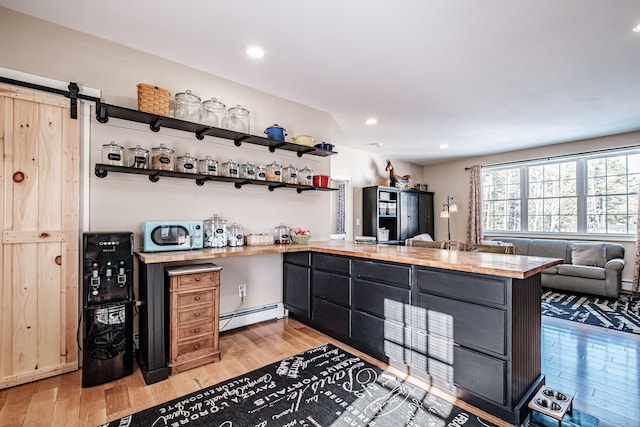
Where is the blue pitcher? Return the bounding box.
[264,124,287,141]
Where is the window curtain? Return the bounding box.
[633,189,640,292]
[467,165,483,245]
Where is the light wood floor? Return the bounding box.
[0,316,638,427]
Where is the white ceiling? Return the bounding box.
[2,0,640,165]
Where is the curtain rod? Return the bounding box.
[464,143,640,170]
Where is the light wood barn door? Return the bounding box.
[0,84,79,389]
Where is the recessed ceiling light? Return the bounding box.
[366,118,378,125]
[246,46,265,58]
[440,144,449,149]
[633,24,640,33]
[366,142,383,148]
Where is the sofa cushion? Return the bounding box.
[557,264,606,280]
[528,239,571,262]
[571,243,606,267]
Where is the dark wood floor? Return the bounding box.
[541,316,640,427]
[0,315,638,426]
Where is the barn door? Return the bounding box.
[0,84,79,389]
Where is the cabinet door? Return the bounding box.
[313,297,350,340]
[399,191,419,240]
[283,263,310,320]
[0,88,80,388]
[418,192,434,237]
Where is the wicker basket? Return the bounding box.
[290,234,311,244]
[137,83,170,116]
[245,234,275,246]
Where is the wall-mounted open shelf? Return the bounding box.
[94,164,337,193]
[95,103,338,158]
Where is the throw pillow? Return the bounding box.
[571,243,606,267]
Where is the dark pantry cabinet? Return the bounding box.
[363,186,434,244]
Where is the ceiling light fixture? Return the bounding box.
[366,118,378,125]
[633,24,640,32]
[366,142,383,148]
[246,46,265,58]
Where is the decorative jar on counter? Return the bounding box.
[126,145,148,169]
[227,223,244,247]
[283,164,298,184]
[274,222,290,244]
[266,161,282,182]
[102,141,124,166]
[150,143,175,171]
[221,159,239,178]
[204,214,227,248]
[175,153,198,174]
[299,166,313,185]
[198,155,218,176]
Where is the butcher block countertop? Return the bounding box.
[136,240,561,280]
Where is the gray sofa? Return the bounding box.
[494,238,625,298]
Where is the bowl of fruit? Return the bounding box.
[290,228,311,244]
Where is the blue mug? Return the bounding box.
[264,124,287,141]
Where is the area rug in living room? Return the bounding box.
[101,343,498,427]
[541,290,640,334]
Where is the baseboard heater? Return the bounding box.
[219,303,284,332]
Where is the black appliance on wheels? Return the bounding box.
[82,232,134,388]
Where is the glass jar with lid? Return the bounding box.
[126,144,148,169]
[102,141,124,166]
[299,166,313,185]
[200,97,226,127]
[203,213,227,248]
[227,223,244,247]
[274,222,290,244]
[266,161,282,182]
[198,155,218,176]
[224,104,250,133]
[174,89,201,122]
[255,165,267,181]
[241,162,256,180]
[150,143,175,170]
[284,164,298,184]
[175,153,197,174]
[221,159,239,177]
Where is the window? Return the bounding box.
[482,149,640,236]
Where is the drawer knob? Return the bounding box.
[194,313,200,318]
[194,296,201,301]
[194,328,200,333]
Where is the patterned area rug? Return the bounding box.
[101,343,498,427]
[542,290,640,334]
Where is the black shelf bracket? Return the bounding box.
[268,183,287,192]
[296,187,318,194]
[297,148,316,157]
[268,142,287,153]
[148,172,160,182]
[233,135,251,147]
[150,117,163,132]
[95,167,108,178]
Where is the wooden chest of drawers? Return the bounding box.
[166,264,221,374]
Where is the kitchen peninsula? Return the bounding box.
[136,241,561,425]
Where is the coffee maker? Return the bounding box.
[81,232,134,388]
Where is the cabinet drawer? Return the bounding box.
[313,270,350,306]
[177,289,214,308]
[352,278,409,322]
[454,346,506,405]
[408,350,453,383]
[351,310,405,360]
[407,328,454,365]
[414,293,506,355]
[312,253,351,274]
[175,335,215,360]
[354,259,410,287]
[284,251,311,267]
[313,297,350,340]
[177,271,216,289]
[177,320,214,341]
[416,268,506,306]
[177,305,214,323]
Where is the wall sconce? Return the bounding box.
[440,195,457,240]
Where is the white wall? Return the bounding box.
[424,131,640,289]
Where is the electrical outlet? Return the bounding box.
[238,284,247,298]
